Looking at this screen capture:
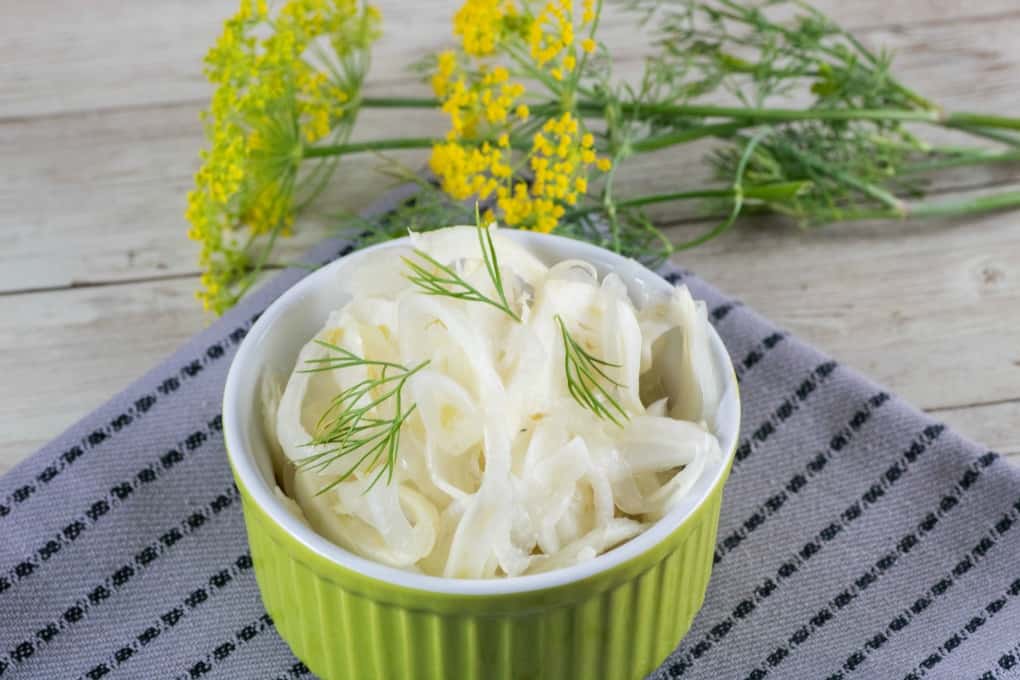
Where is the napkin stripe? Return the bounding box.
[728,330,789,389]
[731,361,840,471]
[273,662,313,680]
[0,414,224,597]
[976,639,1020,679]
[902,576,1020,680]
[821,491,1020,680]
[76,553,254,680]
[740,452,1002,680]
[0,319,251,524]
[663,271,687,285]
[733,332,787,382]
[714,391,891,565]
[173,615,310,680]
[667,424,949,677]
[710,301,744,324]
[0,483,240,676]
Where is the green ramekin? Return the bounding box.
[224,231,741,680]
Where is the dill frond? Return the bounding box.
[299,340,429,494]
[555,314,629,427]
[402,208,522,321]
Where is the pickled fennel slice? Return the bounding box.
[269,224,723,578]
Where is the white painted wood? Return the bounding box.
[3,0,1015,119]
[0,103,446,293]
[663,199,1020,412]
[931,402,1020,461]
[1,0,1019,474]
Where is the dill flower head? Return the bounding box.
[187,0,381,314]
[430,0,609,235]
[453,0,527,56]
[498,111,604,233]
[432,57,526,141]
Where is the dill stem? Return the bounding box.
[768,188,1020,224]
[303,137,437,157]
[564,189,732,220]
[303,136,534,159]
[901,149,1020,174]
[876,189,1020,220]
[563,183,807,221]
[629,122,747,152]
[579,101,942,124]
[360,96,440,108]
[358,97,1020,135]
[944,112,1020,132]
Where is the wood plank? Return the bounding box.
[1,273,1020,479]
[660,192,1020,411]
[0,102,445,293]
[4,0,1016,121]
[930,401,1020,461]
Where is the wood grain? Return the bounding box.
[1,0,1018,474]
[4,0,1017,120]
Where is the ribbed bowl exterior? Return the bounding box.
[235,462,729,680]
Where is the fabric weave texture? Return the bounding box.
[2,194,1019,679]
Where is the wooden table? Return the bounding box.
[2,1,1018,474]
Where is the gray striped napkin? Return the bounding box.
[2,191,1019,680]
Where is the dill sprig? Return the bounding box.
[299,340,429,494]
[402,210,522,321]
[555,314,629,427]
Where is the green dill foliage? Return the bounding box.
[667,0,925,223]
[299,340,429,493]
[555,314,629,427]
[617,0,1013,228]
[402,209,522,322]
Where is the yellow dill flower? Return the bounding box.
[430,141,505,201]
[581,38,596,53]
[189,0,381,314]
[528,0,577,66]
[453,0,520,56]
[432,49,528,143]
[433,0,608,237]
[486,111,606,234]
[432,50,459,98]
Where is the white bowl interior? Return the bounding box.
[224,231,740,595]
